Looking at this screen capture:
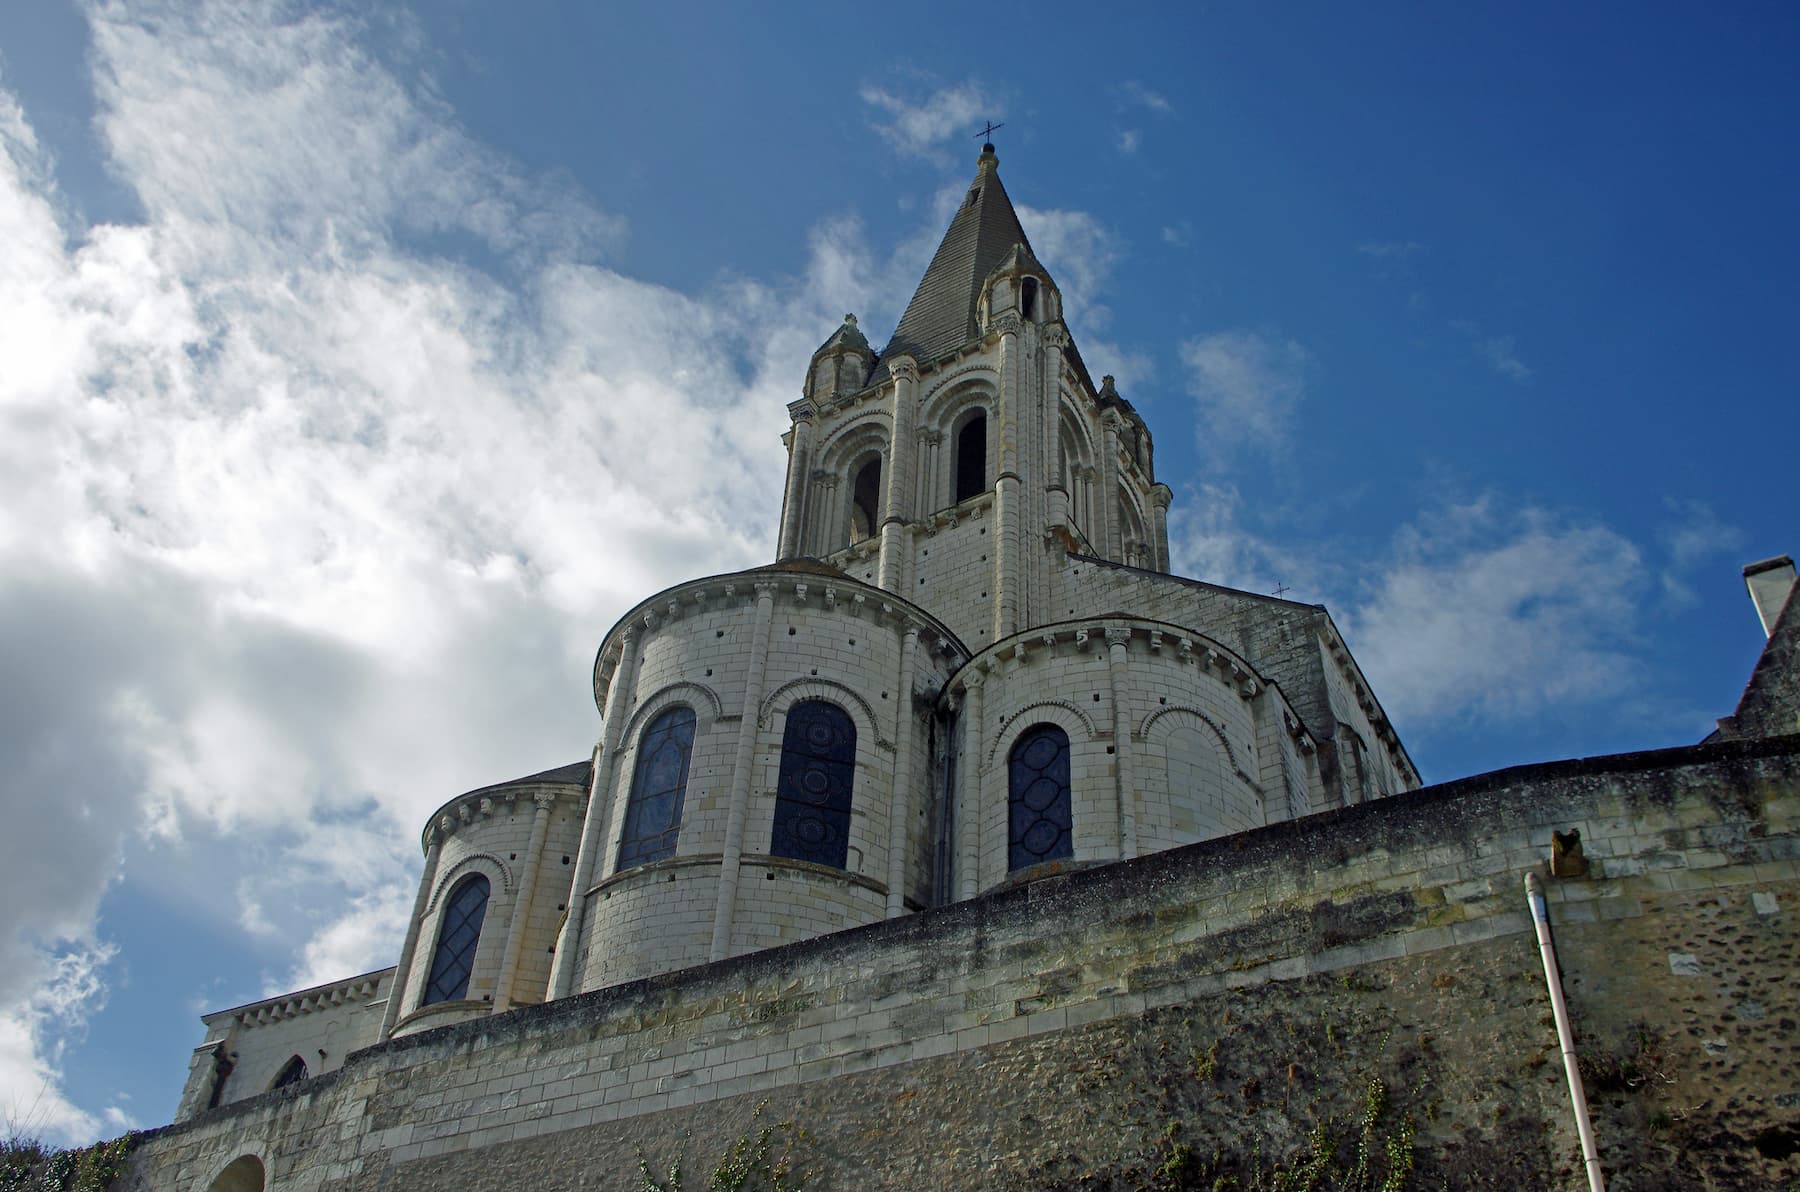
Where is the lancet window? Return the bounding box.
[955,414,987,503]
[1008,724,1072,871]
[849,458,882,544]
[422,874,489,1005]
[617,705,697,869]
[271,1055,309,1089]
[771,700,856,869]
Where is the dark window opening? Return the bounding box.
[850,458,881,543]
[1008,725,1072,871]
[1020,276,1038,320]
[955,415,987,503]
[617,706,697,869]
[272,1055,309,1090]
[205,1048,235,1109]
[771,701,856,869]
[423,874,489,1005]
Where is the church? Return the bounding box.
[126,147,1800,1191]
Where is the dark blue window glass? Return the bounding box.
[771,701,856,869]
[617,706,698,869]
[423,874,489,1005]
[1008,725,1072,871]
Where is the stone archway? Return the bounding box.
[206,1154,265,1192]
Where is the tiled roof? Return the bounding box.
[871,149,1032,384]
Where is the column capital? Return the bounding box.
[1105,626,1133,648]
[533,791,558,812]
[888,354,919,382]
[990,312,1024,338]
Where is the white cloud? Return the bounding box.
[1345,500,1645,727]
[859,81,997,163]
[1178,329,1311,458]
[1657,498,1746,610]
[0,0,921,1140]
[1116,129,1141,155]
[1121,81,1173,114]
[1161,221,1193,248]
[1476,333,1531,382]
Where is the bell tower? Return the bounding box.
[774,145,1172,652]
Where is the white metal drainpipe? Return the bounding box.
[1526,871,1607,1192]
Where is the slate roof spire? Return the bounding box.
[871,146,1034,384]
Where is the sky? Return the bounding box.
[0,0,1796,1145]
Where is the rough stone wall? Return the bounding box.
[126,736,1800,1191]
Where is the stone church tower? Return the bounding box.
[177,146,1417,1112]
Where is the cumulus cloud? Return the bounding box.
[859,80,997,163]
[0,0,919,1141]
[1345,500,1646,727]
[1014,204,1149,389]
[1116,129,1141,155]
[1178,329,1312,459]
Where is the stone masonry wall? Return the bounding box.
[124,736,1800,1190]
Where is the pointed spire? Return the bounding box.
[871,148,1035,383]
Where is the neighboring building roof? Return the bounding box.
[1718,577,1800,740]
[870,147,1033,384]
[463,759,593,798]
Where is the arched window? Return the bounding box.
[955,414,987,503]
[617,705,697,869]
[1008,725,1072,871]
[422,874,489,1005]
[1020,276,1039,320]
[271,1055,308,1090]
[771,700,856,869]
[850,458,882,543]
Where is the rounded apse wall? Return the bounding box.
[391,765,589,1038]
[949,617,1320,897]
[572,567,966,993]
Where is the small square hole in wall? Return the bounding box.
[562,855,571,865]
[788,626,796,635]
[980,527,987,535]
[848,638,856,646]
[1159,697,1166,704]
[716,630,724,638]
[510,853,517,860]
[810,668,818,676]
[881,691,888,699]
[980,555,987,562]
[1107,746,1115,755]
[705,668,713,676]
[980,592,987,598]
[766,871,776,880]
[1092,693,1101,702]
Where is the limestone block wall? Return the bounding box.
[174,970,392,1121]
[572,568,966,993]
[126,736,1800,1190]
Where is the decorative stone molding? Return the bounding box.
[205,971,390,1031]
[757,676,895,752]
[989,312,1023,338]
[1136,704,1262,791]
[985,699,1101,767]
[887,355,919,383]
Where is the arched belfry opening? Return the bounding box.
[850,458,882,543]
[1020,276,1038,320]
[955,415,987,503]
[207,1156,266,1192]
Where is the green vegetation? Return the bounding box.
[1,1134,133,1192]
[636,1102,806,1192]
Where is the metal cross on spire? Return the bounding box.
[974,121,1005,150]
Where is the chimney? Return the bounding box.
[1743,554,1797,639]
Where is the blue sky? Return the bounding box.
[0,0,1795,1143]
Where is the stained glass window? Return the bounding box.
[422,874,489,1005]
[1008,724,1072,871]
[617,705,697,869]
[272,1055,308,1089]
[771,700,856,869]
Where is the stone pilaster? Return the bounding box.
[879,356,918,590]
[380,825,443,1038]
[777,405,815,559]
[1106,626,1139,858]
[711,581,778,960]
[885,623,921,916]
[494,791,555,1010]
